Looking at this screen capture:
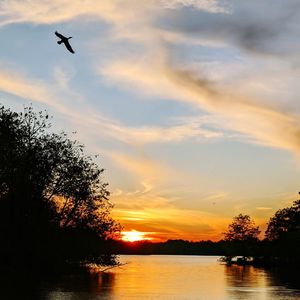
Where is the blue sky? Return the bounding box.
[1,0,300,240]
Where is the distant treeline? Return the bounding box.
[106,236,300,266]
[109,239,227,255]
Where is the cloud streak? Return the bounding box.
[0,67,69,114]
[165,66,300,154]
[0,0,225,26]
[162,0,300,57]
[100,55,300,156]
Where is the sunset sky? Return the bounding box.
[1,0,300,241]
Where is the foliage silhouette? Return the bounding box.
[223,214,260,242]
[264,199,300,264]
[265,200,300,241]
[222,214,260,263]
[0,105,120,271]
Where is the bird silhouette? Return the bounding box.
[55,31,75,54]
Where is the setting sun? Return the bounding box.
[121,230,152,242]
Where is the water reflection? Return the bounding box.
[268,267,300,291]
[225,265,270,299]
[1,256,300,299]
[225,264,300,300]
[44,272,116,300]
[0,270,41,300]
[0,270,116,300]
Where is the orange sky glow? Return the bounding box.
[114,204,278,242]
[121,230,154,242]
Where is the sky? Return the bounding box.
[1,0,300,241]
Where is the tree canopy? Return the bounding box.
[0,105,120,268]
[223,214,260,242]
[265,200,300,241]
[221,214,261,262]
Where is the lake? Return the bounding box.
[2,255,300,299]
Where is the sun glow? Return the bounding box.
[121,230,152,242]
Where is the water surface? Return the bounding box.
[2,255,300,299]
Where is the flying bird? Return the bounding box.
[55,31,75,54]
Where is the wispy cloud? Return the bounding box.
[162,0,300,57]
[0,66,68,113]
[4,1,300,156]
[100,54,300,156]
[161,0,229,13]
[0,0,226,26]
[0,64,220,148]
[166,66,300,155]
[256,207,273,211]
[105,150,170,180]
[99,117,222,144]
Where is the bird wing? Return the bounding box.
[55,31,65,39]
[64,40,75,53]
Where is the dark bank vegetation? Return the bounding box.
[107,239,227,255]
[0,105,121,273]
[221,213,261,264]
[217,200,300,266]
[220,201,300,266]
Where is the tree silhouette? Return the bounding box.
[222,214,260,262]
[263,199,300,265]
[265,200,300,241]
[0,105,120,269]
[224,214,260,242]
